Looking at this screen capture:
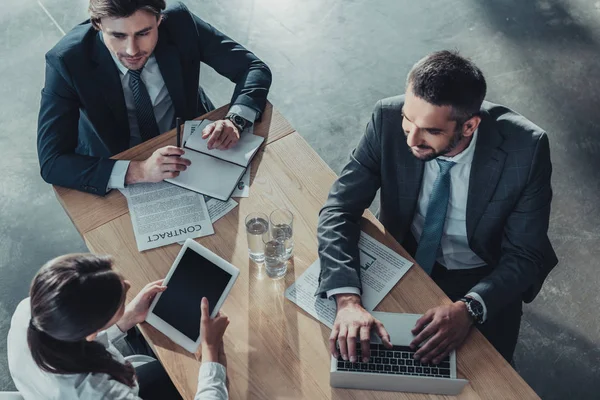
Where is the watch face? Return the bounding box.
[233,115,245,127]
[470,300,484,316]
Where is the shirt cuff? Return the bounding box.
[106,160,131,192]
[229,104,258,124]
[326,287,361,300]
[197,362,228,399]
[105,324,127,343]
[466,292,488,323]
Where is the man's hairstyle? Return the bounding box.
[89,0,166,30]
[407,50,487,123]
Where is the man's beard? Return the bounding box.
[409,127,464,162]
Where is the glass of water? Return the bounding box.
[269,209,294,260]
[245,212,269,263]
[262,234,287,279]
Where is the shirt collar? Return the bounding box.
[437,128,479,165]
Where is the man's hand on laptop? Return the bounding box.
[330,294,392,363]
[409,301,473,364]
[126,146,191,184]
[202,119,240,150]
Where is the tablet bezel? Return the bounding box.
[145,238,240,353]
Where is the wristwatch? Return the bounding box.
[459,297,484,324]
[225,112,250,133]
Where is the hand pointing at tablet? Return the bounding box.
[196,297,230,365]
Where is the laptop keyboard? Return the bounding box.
[335,343,451,378]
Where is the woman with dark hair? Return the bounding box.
[7,253,230,399]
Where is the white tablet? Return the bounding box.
[146,238,239,353]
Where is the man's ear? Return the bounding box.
[462,115,481,137]
[157,14,163,27]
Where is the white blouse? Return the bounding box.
[7,299,228,400]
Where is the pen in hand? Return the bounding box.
[176,117,182,149]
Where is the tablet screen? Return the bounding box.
[152,247,233,341]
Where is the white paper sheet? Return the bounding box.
[120,182,215,252]
[205,196,238,223]
[231,168,250,198]
[285,232,413,328]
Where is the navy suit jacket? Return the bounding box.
[37,2,272,195]
[317,96,558,319]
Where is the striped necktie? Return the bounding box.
[414,159,456,275]
[128,68,160,141]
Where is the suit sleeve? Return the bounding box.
[191,13,272,118]
[315,101,384,297]
[37,57,116,195]
[469,133,553,318]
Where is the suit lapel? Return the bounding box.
[466,110,507,241]
[154,33,187,120]
[91,33,130,153]
[399,144,425,225]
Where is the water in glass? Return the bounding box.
[246,216,268,262]
[271,223,294,259]
[264,239,287,279]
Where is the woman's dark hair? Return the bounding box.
[89,0,166,30]
[27,253,135,387]
[407,50,487,124]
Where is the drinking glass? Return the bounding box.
[269,209,294,260]
[262,234,287,279]
[245,212,269,262]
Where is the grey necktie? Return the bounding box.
[128,68,160,141]
[414,159,456,275]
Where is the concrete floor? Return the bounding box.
[1,0,599,398]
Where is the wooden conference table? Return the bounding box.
[53,102,539,399]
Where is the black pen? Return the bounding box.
[176,117,182,149]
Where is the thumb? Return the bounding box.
[201,297,210,321]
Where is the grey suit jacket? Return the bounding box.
[316,95,558,319]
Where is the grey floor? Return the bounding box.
[1,0,599,398]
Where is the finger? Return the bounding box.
[414,332,445,361]
[159,156,191,168]
[147,279,164,287]
[212,129,229,150]
[410,320,438,349]
[201,297,209,321]
[374,320,392,348]
[338,325,349,361]
[220,136,234,150]
[161,163,188,173]
[163,171,181,179]
[207,122,224,149]
[359,325,371,363]
[432,343,452,365]
[347,324,359,362]
[411,310,434,335]
[329,325,340,358]
[202,123,216,139]
[159,146,185,156]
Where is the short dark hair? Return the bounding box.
[407,50,487,123]
[89,0,166,30]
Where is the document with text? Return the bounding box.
[121,182,215,252]
[205,196,238,223]
[284,232,413,328]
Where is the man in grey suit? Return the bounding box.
[317,51,557,366]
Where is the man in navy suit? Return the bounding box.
[37,0,272,195]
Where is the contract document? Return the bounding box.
[120,182,215,251]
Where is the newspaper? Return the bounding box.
[231,168,250,198]
[120,182,215,251]
[285,232,413,328]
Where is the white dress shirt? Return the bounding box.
[8,298,228,399]
[328,129,489,321]
[104,46,257,191]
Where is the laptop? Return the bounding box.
[330,312,469,395]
